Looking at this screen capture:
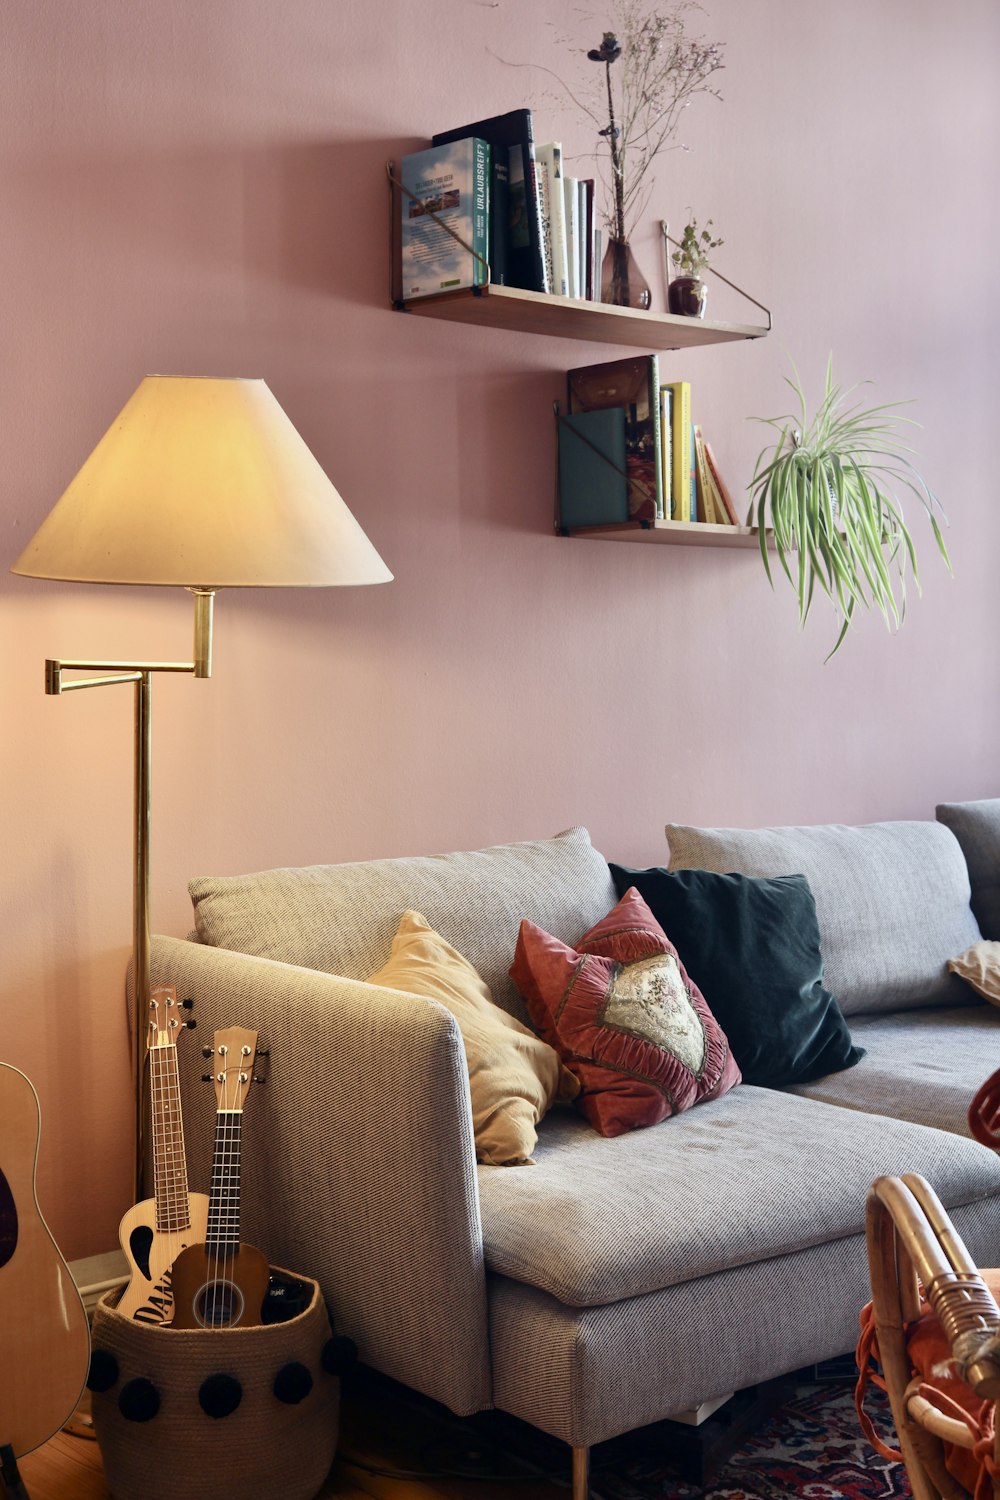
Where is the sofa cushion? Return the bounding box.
[609,864,863,1087]
[189,826,617,1022]
[665,820,981,1017]
[936,799,1000,939]
[367,910,577,1167]
[509,888,741,1137]
[476,1085,1000,1308]
[785,1004,999,1135]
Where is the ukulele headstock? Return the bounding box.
[147,983,192,1052]
[203,1028,260,1112]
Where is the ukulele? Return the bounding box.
[0,1063,90,1465]
[170,1027,269,1329]
[117,983,209,1323]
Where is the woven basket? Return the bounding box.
[90,1271,339,1500]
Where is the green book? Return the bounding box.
[557,408,629,528]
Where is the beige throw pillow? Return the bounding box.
[367,911,578,1166]
[948,941,1000,1005]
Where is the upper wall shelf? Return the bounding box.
[393,283,769,353]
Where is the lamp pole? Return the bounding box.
[44,589,215,1205]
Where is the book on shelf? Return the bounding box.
[580,179,594,299]
[693,425,718,523]
[658,387,673,518]
[662,381,692,522]
[557,408,629,528]
[399,139,490,301]
[433,110,548,294]
[704,437,742,525]
[568,354,663,521]
[563,175,578,298]
[536,144,569,297]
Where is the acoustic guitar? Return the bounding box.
[170,1027,270,1329]
[117,983,208,1323]
[0,1063,90,1466]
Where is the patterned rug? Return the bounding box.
[579,1379,908,1500]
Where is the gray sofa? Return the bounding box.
[149,813,1000,1498]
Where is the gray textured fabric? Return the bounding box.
[666,820,981,1016]
[149,933,493,1417]
[488,1192,1000,1447]
[477,1087,1000,1308]
[786,1003,998,1132]
[189,826,616,1022]
[937,799,1000,940]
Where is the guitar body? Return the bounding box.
[0,1064,90,1457]
[169,1241,270,1329]
[117,1191,209,1324]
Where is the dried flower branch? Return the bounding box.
[575,1,724,243]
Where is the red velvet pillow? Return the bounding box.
[509,887,741,1137]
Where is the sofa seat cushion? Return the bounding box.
[476,1085,1000,1308]
[665,820,981,1017]
[785,1004,999,1135]
[188,827,617,1023]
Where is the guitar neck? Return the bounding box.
[149,1041,193,1234]
[205,1110,244,1256]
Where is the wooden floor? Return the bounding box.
[16,1373,568,1500]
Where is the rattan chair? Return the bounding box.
[864,1172,1000,1499]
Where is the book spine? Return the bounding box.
[522,129,550,294]
[704,438,741,525]
[563,177,578,299]
[489,152,509,285]
[659,387,673,518]
[536,144,569,297]
[650,354,663,519]
[693,426,717,523]
[667,382,691,523]
[583,180,595,300]
[534,156,555,297]
[473,139,489,287]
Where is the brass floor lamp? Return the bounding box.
[12,375,392,1203]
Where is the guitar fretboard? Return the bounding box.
[150,1042,193,1234]
[205,1110,243,1257]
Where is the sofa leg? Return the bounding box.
[572,1445,590,1500]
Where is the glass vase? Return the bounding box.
[600,239,652,310]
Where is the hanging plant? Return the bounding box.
[747,357,951,659]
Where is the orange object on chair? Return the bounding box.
[859,1173,1000,1500]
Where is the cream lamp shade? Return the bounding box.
[11,375,392,588]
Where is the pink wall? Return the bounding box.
[2,0,999,1257]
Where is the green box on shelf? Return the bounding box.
[557,408,629,528]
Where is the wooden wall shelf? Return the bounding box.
[563,520,774,549]
[395,283,768,353]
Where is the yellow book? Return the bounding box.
[664,382,691,522]
[693,426,717,523]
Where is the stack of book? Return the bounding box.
[556,355,741,530]
[398,110,601,301]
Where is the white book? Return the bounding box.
[593,227,603,301]
[535,143,569,297]
[563,176,579,298]
[576,179,587,298]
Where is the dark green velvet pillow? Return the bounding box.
[609,864,864,1087]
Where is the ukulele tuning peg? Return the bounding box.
[201,1046,214,1058]
[252,1074,266,1085]
[256,1047,271,1058]
[180,997,195,1010]
[201,1073,213,1083]
[184,1018,197,1030]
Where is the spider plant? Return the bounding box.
[747,356,951,659]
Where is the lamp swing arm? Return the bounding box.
[43,588,216,695]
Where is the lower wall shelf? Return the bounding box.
[562,520,772,549]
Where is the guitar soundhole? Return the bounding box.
[0,1168,17,1269]
[194,1280,245,1329]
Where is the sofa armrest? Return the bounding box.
[150,933,492,1416]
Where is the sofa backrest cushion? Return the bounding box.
[665,820,981,1017]
[189,826,618,1022]
[936,799,1000,941]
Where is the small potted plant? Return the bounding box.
[748,356,952,659]
[668,216,722,316]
